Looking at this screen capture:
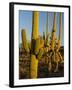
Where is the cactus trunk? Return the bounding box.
[30,11,39,78]
[30,55,38,78]
[31,11,39,39]
[35,38,40,55]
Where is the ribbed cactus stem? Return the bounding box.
[21,29,29,53]
[51,12,56,50]
[45,13,48,46]
[31,11,39,54]
[46,13,48,37]
[31,11,39,39]
[30,55,38,78]
[57,12,62,50]
[30,11,39,78]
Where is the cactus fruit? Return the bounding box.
[21,29,29,53]
[30,54,38,78]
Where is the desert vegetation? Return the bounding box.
[19,11,64,79]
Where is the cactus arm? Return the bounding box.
[57,13,62,50]
[37,48,44,60]
[45,12,49,46]
[51,12,56,51]
[21,29,29,53]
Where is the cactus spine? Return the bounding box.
[30,11,39,78]
[21,29,29,53]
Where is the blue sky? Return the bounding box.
[19,10,64,46]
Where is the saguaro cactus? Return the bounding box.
[45,13,49,46]
[47,12,57,72]
[57,12,62,51]
[30,11,39,78]
[21,29,29,53]
[48,12,63,72]
[31,11,39,54]
[51,12,56,51]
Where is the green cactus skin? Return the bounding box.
[51,12,56,51]
[57,12,62,51]
[35,38,40,55]
[45,13,49,46]
[30,11,39,78]
[31,11,39,54]
[30,54,38,78]
[21,29,29,53]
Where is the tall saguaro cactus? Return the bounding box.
[47,12,57,72]
[51,12,56,51]
[30,11,39,78]
[48,12,63,72]
[45,13,49,46]
[57,12,62,51]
